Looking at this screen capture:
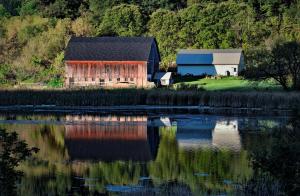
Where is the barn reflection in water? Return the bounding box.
[64,115,160,162]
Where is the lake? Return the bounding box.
[0,112,299,195]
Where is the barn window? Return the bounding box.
[99,79,105,85]
[92,77,95,81]
[130,78,134,82]
[117,78,120,82]
[234,68,237,72]
[109,78,112,82]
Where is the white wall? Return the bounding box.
[178,65,239,76]
[212,120,241,151]
[215,64,239,76]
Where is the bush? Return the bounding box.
[0,64,17,85]
[173,83,205,91]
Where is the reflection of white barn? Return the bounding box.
[176,117,215,149]
[212,120,241,151]
[176,119,241,151]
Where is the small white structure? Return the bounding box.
[176,49,245,76]
[154,72,173,86]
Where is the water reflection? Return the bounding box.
[176,118,241,151]
[0,129,37,196]
[64,116,159,162]
[0,113,296,195]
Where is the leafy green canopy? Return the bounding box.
[98,4,144,36]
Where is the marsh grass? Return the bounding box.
[0,89,299,110]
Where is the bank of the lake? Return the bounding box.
[1,89,300,113]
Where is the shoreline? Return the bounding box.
[0,105,296,116]
[1,89,299,116]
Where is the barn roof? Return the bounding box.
[65,36,160,61]
[176,49,243,65]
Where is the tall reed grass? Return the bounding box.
[0,89,299,110]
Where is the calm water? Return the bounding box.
[0,113,299,195]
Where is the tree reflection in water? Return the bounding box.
[0,128,38,196]
[242,118,300,195]
[0,114,299,195]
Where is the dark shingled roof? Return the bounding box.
[65,36,159,61]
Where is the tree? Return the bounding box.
[13,18,71,82]
[43,0,68,18]
[0,128,38,195]
[274,41,300,90]
[88,0,128,18]
[193,2,243,49]
[97,4,144,36]
[246,41,300,90]
[42,0,83,18]
[148,9,181,59]
[0,4,10,17]
[178,4,203,48]
[247,119,300,195]
[0,0,22,15]
[19,0,40,16]
[139,0,186,14]
[231,4,271,49]
[0,64,17,85]
[71,16,95,36]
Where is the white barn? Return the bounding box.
[176,49,245,76]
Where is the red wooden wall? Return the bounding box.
[65,61,148,88]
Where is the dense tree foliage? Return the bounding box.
[0,128,38,195]
[245,41,300,90]
[98,4,144,36]
[246,118,300,195]
[0,0,299,87]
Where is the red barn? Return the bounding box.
[64,37,161,88]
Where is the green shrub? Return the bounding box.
[0,64,17,85]
[173,83,205,91]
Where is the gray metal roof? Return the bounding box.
[177,49,243,65]
[65,36,160,61]
[178,49,243,54]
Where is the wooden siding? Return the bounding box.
[65,61,148,88]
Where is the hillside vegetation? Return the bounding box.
[0,0,299,87]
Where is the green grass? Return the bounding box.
[174,77,282,91]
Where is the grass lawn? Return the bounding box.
[173,76,282,91]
